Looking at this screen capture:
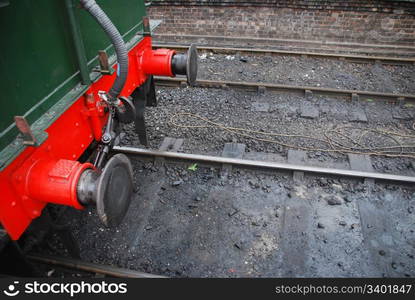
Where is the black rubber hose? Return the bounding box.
[80,0,128,99]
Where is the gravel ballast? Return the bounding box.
[120,86,415,175]
[198,52,415,94]
[51,161,415,278]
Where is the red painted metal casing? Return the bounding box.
[25,159,94,209]
[0,36,176,240]
[140,48,176,77]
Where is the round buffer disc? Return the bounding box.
[186,44,198,86]
[96,154,134,227]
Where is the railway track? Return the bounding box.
[154,76,415,104]
[153,34,415,58]
[110,143,415,277]
[154,44,415,65]
[113,146,415,185]
[28,254,166,278]
[28,144,414,278]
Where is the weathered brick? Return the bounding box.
[148,1,415,45]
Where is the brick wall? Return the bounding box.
[147,0,415,45]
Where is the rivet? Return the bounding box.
[81,144,85,148]
[11,201,16,207]
[72,154,76,159]
[75,122,80,127]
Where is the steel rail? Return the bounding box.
[113,146,415,184]
[154,77,415,103]
[28,254,167,278]
[154,44,415,65]
[153,34,415,52]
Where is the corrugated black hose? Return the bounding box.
[80,0,128,100]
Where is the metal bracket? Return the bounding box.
[96,50,114,75]
[143,16,151,36]
[14,116,37,146]
[131,76,157,146]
